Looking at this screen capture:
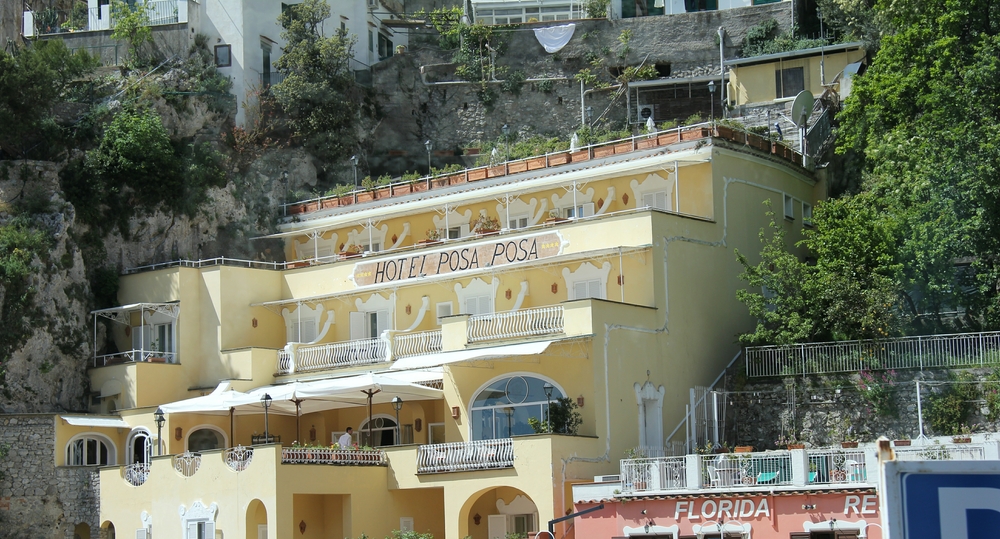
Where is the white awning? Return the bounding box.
[159,382,267,416]
[60,415,130,428]
[391,340,555,371]
[244,372,444,415]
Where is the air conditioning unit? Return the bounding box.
[594,474,621,483]
[636,104,655,123]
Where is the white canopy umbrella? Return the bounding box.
[158,382,273,415]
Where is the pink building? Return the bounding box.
[574,484,883,538]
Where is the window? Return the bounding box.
[350,310,389,340]
[127,429,152,465]
[213,45,231,67]
[470,375,564,440]
[572,279,604,300]
[447,226,462,239]
[510,514,534,534]
[464,295,493,316]
[508,216,528,229]
[186,521,215,539]
[280,3,299,28]
[368,30,374,52]
[340,20,346,33]
[359,416,398,446]
[436,302,453,324]
[565,202,595,219]
[289,315,318,343]
[775,67,805,99]
[154,323,173,354]
[784,194,795,220]
[428,422,445,444]
[359,242,380,253]
[802,202,813,226]
[377,33,393,60]
[66,435,114,466]
[188,427,224,452]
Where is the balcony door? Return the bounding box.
[359,416,397,447]
[350,310,389,340]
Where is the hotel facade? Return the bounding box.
[70,126,822,539]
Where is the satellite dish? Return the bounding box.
[789,90,814,128]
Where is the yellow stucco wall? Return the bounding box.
[728,47,867,105]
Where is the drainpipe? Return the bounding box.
[718,27,725,112]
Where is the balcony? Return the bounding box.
[278,335,389,374]
[93,349,177,367]
[467,305,564,343]
[24,0,186,37]
[416,438,515,474]
[615,440,1000,496]
[393,330,443,358]
[281,446,387,466]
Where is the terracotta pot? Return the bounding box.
[356,191,374,203]
[391,184,412,196]
[841,441,859,448]
[526,157,547,170]
[636,138,658,150]
[508,161,527,174]
[614,141,634,154]
[447,173,467,185]
[486,165,505,178]
[734,446,753,453]
[468,169,488,181]
[374,187,391,199]
[787,443,805,450]
[657,132,679,145]
[412,180,430,191]
[593,145,615,158]
[320,197,338,209]
[893,440,911,447]
[953,436,972,444]
[431,176,450,188]
[716,125,735,140]
[550,152,571,165]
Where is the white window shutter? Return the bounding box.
[350,311,366,341]
[589,280,603,299]
[135,529,148,539]
[581,202,595,217]
[573,282,587,300]
[289,321,300,343]
[204,522,215,539]
[460,224,471,237]
[187,522,199,539]
[376,310,390,335]
[465,297,479,315]
[436,302,452,324]
[642,193,656,209]
[656,192,667,210]
[257,524,268,539]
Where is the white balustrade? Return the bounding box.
[281,447,387,465]
[278,336,389,374]
[417,438,514,473]
[621,456,687,493]
[93,349,178,367]
[225,445,254,472]
[895,444,986,461]
[701,452,792,489]
[393,330,442,359]
[467,306,564,343]
[124,463,150,486]
[173,451,201,477]
[746,331,1000,377]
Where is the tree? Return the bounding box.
[111,0,153,65]
[272,0,367,167]
[0,40,97,158]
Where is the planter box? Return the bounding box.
[893,440,911,447]
[412,180,430,192]
[468,168,488,181]
[953,436,972,444]
[734,446,754,453]
[320,197,340,209]
[148,356,167,363]
[486,166,505,178]
[508,161,528,174]
[716,125,735,140]
[787,443,805,450]
[391,184,412,196]
[356,191,374,203]
[526,157,547,170]
[417,240,442,246]
[544,217,569,226]
[447,173,467,185]
[593,145,615,158]
[636,138,658,150]
[657,132,679,145]
[374,187,391,199]
[841,441,859,448]
[464,148,481,156]
[614,141,634,154]
[431,176,450,188]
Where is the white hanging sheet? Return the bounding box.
[534,23,576,53]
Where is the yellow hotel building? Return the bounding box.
[76,126,823,539]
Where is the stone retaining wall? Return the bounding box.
[0,414,100,539]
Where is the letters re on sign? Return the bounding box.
[353,231,564,286]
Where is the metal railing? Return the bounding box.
[93,349,177,367]
[277,337,389,374]
[745,331,1000,377]
[416,438,514,474]
[468,305,564,343]
[895,444,986,461]
[629,444,688,458]
[225,446,253,472]
[124,256,292,274]
[146,0,180,25]
[393,330,443,359]
[807,448,867,484]
[123,463,150,486]
[621,456,687,493]
[701,452,792,489]
[173,451,201,477]
[261,71,288,88]
[281,447,387,465]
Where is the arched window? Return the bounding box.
[359,415,398,447]
[126,429,152,465]
[470,375,564,440]
[187,427,225,452]
[66,434,116,466]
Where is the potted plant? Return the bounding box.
[777,433,804,450]
[841,428,859,448]
[339,244,363,258]
[953,424,973,444]
[472,213,500,235]
[734,445,754,453]
[893,434,911,447]
[420,229,443,245]
[545,209,568,224]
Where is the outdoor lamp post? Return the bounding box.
[391,396,403,445]
[708,80,716,121]
[153,407,165,456]
[501,124,510,161]
[280,170,288,216]
[586,106,593,124]
[424,140,433,173]
[261,393,272,443]
[543,382,554,429]
[350,155,359,189]
[503,406,515,437]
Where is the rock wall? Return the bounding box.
[722,366,1000,451]
[369,4,792,176]
[0,414,100,539]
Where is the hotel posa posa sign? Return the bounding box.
[353,231,564,286]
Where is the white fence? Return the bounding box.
[745,331,1000,377]
[279,337,388,374]
[807,448,868,485]
[468,306,564,343]
[702,452,792,489]
[225,446,254,472]
[895,444,986,461]
[416,438,515,473]
[621,456,687,492]
[393,330,443,359]
[123,463,150,486]
[93,349,177,367]
[281,447,387,465]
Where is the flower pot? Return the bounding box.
[893,440,911,447]
[787,443,805,450]
[508,161,528,174]
[841,441,859,448]
[464,147,481,156]
[713,447,730,454]
[734,446,753,453]
[593,145,615,158]
[614,141,634,154]
[953,436,972,444]
[486,166,505,178]
[716,125,735,140]
[468,168,488,181]
[526,157,547,170]
[356,191,374,203]
[657,132,679,145]
[549,152,571,165]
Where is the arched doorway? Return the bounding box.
[100,521,116,539]
[463,487,538,539]
[187,426,226,452]
[74,522,91,539]
[246,499,267,539]
[359,415,397,447]
[127,428,152,465]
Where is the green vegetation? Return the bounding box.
[740,19,826,58]
[925,374,981,436]
[528,397,583,435]
[110,0,154,65]
[272,0,371,169]
[0,212,52,384]
[583,0,611,18]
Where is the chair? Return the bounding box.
[707,465,721,487]
[845,459,865,482]
[808,471,818,483]
[757,470,780,484]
